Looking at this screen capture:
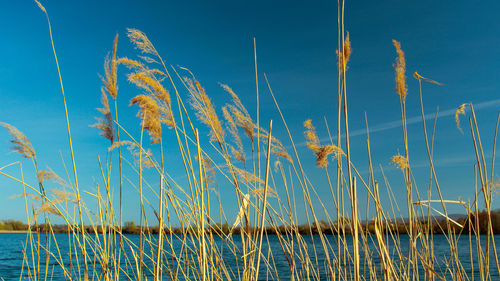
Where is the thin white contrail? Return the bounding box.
[296,98,500,148]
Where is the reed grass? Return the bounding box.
[0,1,499,281]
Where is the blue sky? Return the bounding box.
[0,0,499,224]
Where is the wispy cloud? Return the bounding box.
[295,98,500,148]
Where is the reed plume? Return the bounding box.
[128,72,167,98]
[223,106,245,162]
[186,77,225,143]
[0,122,36,159]
[130,95,162,144]
[391,154,409,170]
[34,0,46,13]
[259,127,292,163]
[220,83,250,117]
[48,189,76,202]
[413,71,443,86]
[304,119,320,151]
[117,57,144,69]
[109,140,155,168]
[316,145,344,168]
[393,40,407,99]
[221,84,255,140]
[128,70,174,128]
[36,202,63,219]
[336,32,351,71]
[228,105,254,141]
[91,89,114,143]
[37,169,64,186]
[303,119,344,168]
[228,163,264,184]
[455,103,467,133]
[10,193,42,201]
[127,28,156,56]
[196,155,217,187]
[251,186,277,198]
[102,34,119,100]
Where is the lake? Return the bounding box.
[1,233,499,280]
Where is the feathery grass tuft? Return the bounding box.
[455,103,467,133]
[0,122,36,159]
[336,32,351,71]
[304,119,343,167]
[223,106,245,162]
[186,78,225,143]
[391,154,409,170]
[393,40,408,99]
[102,34,119,100]
[130,95,162,144]
[91,89,115,143]
[127,28,156,55]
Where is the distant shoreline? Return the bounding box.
[0,230,29,233]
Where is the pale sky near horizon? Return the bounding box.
[0,0,499,224]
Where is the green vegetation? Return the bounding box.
[4,210,500,235]
[0,220,27,231]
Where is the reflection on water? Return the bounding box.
[1,233,499,280]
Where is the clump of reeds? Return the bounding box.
[2,2,499,281]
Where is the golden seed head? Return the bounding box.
[455,103,467,133]
[127,28,156,56]
[128,69,175,129]
[336,32,352,72]
[91,88,115,143]
[259,127,292,163]
[117,57,144,69]
[102,34,119,100]
[413,71,443,85]
[49,189,75,202]
[37,169,64,186]
[109,140,156,168]
[34,0,46,13]
[392,40,407,99]
[228,163,264,185]
[391,154,409,170]
[316,145,344,168]
[303,119,320,152]
[223,106,245,163]
[0,122,36,160]
[130,94,162,144]
[303,119,344,168]
[251,187,277,198]
[186,77,225,143]
[36,202,63,219]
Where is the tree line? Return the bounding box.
[1,209,499,235]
